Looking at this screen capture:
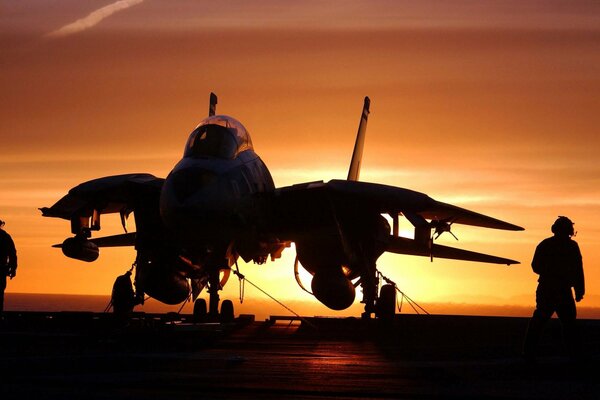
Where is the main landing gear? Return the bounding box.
[361,284,397,320]
[361,267,398,321]
[375,284,396,321]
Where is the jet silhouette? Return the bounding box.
[41,94,523,320]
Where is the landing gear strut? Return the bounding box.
[194,270,235,323]
[360,265,378,319]
[208,272,221,319]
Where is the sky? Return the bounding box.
[1,0,599,318]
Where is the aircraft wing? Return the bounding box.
[325,179,523,231]
[41,173,163,219]
[262,179,522,265]
[40,173,164,235]
[268,179,522,231]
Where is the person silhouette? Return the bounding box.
[523,216,584,360]
[0,219,18,316]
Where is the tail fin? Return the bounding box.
[347,96,370,181]
[208,92,218,116]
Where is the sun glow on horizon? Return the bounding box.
[2,1,600,317]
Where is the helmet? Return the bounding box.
[551,216,575,237]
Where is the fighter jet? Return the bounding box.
[41,94,523,320]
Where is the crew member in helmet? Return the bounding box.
[523,216,584,359]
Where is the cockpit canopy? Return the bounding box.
[184,115,254,160]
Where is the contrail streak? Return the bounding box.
[46,0,145,39]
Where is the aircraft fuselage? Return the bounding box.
[159,116,274,269]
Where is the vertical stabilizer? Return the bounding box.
[209,92,218,116]
[347,96,370,181]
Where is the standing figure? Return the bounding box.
[523,216,585,359]
[0,219,18,315]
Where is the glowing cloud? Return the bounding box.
[45,0,144,39]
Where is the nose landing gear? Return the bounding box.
[192,297,235,323]
[193,270,236,323]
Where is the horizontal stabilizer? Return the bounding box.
[386,236,519,265]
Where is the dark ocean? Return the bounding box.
[4,293,193,314]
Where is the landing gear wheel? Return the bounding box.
[220,299,235,323]
[193,298,207,323]
[376,284,396,321]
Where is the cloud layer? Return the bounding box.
[46,0,144,38]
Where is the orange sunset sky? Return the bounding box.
[1,1,599,318]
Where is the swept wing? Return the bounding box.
[262,179,522,264]
[41,173,164,241]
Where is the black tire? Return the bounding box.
[193,298,207,323]
[376,284,396,320]
[220,299,235,323]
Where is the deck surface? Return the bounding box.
[1,312,599,399]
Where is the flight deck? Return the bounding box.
[1,312,599,399]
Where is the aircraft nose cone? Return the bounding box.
[169,168,217,203]
[160,166,226,235]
